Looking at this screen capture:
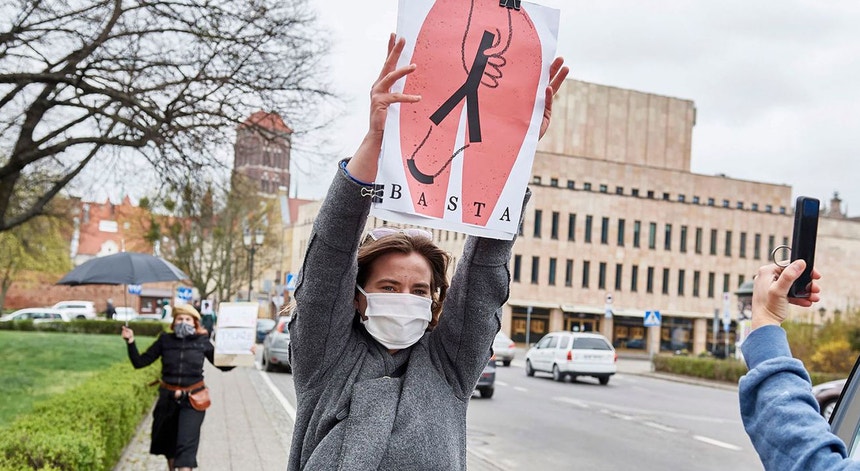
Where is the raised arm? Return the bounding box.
[126,333,163,369]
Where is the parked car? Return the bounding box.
[813,378,847,422]
[475,355,496,398]
[0,308,71,323]
[524,331,617,385]
[262,316,291,373]
[493,331,516,366]
[51,300,97,320]
[256,318,276,343]
[112,306,139,322]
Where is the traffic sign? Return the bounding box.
[128,284,142,295]
[644,310,661,327]
[285,273,297,292]
[722,292,732,328]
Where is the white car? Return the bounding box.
[0,308,71,323]
[525,331,617,385]
[52,300,97,320]
[492,331,517,366]
[113,306,139,321]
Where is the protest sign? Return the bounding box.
[213,302,257,367]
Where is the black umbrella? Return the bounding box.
[57,252,188,286]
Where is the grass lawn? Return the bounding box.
[0,330,157,425]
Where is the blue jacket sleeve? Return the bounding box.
[739,325,860,470]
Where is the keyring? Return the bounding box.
[771,245,791,268]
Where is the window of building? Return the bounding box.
[738,274,745,286]
[678,269,686,296]
[568,213,576,241]
[533,209,542,238]
[751,203,759,211]
[599,184,608,193]
[707,197,715,206]
[754,233,762,260]
[708,272,716,298]
[693,271,701,297]
[739,232,747,258]
[695,227,703,254]
[600,217,609,244]
[646,266,655,293]
[565,259,573,287]
[647,190,655,199]
[550,178,558,187]
[765,204,773,213]
[548,257,557,286]
[531,256,540,284]
[710,229,718,255]
[692,196,700,204]
[551,211,559,240]
[678,194,686,203]
[631,265,639,292]
[616,186,624,195]
[662,268,670,295]
[533,176,541,185]
[737,201,744,209]
[783,236,789,247]
[722,199,730,208]
[633,220,641,248]
[768,234,775,255]
[723,273,731,293]
[513,255,521,283]
[780,206,787,215]
[582,261,591,288]
[664,224,672,251]
[584,182,592,191]
[725,230,732,257]
[632,188,640,197]
[648,222,657,249]
[567,180,575,189]
[617,219,626,246]
[615,264,623,290]
[680,225,688,253]
[585,215,593,243]
[598,262,607,289]
[663,192,670,201]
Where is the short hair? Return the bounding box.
[356,233,450,329]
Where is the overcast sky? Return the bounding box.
[300,0,860,216]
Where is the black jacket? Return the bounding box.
[127,333,224,386]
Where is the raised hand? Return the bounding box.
[751,260,822,330]
[539,57,569,140]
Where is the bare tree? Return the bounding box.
[0,0,332,232]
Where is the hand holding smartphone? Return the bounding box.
[788,196,820,298]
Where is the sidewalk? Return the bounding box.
[114,363,504,470]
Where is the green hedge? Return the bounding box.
[652,354,847,386]
[0,320,167,337]
[0,363,158,471]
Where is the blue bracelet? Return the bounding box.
[340,160,374,187]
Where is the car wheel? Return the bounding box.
[822,399,838,422]
[263,355,276,372]
[284,364,293,374]
[479,387,494,399]
[502,360,511,367]
[76,315,86,320]
[525,360,535,377]
[599,376,610,385]
[552,364,563,382]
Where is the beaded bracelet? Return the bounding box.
[339,160,374,187]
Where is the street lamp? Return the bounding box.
[243,228,264,302]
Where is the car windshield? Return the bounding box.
[572,338,612,350]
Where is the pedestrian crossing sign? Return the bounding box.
[644,310,661,327]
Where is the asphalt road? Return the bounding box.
[261,356,764,470]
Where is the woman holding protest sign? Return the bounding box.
[121,303,237,471]
[286,33,568,470]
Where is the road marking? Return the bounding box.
[496,381,509,386]
[553,397,590,408]
[693,435,743,451]
[643,421,678,433]
[256,365,296,421]
[513,386,528,393]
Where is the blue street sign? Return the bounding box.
[285,273,297,292]
[644,310,662,327]
[128,284,142,295]
[177,286,193,301]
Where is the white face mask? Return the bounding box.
[356,285,432,349]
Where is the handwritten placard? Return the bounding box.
[213,302,257,367]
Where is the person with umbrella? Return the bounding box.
[120,303,250,471]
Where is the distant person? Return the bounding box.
[287,35,568,470]
[161,300,172,320]
[737,260,859,470]
[106,298,117,320]
[120,304,252,471]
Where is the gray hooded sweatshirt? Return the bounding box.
[287,166,523,470]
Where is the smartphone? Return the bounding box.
[788,196,820,298]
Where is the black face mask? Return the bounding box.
[174,322,195,338]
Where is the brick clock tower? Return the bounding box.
[233,111,293,196]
